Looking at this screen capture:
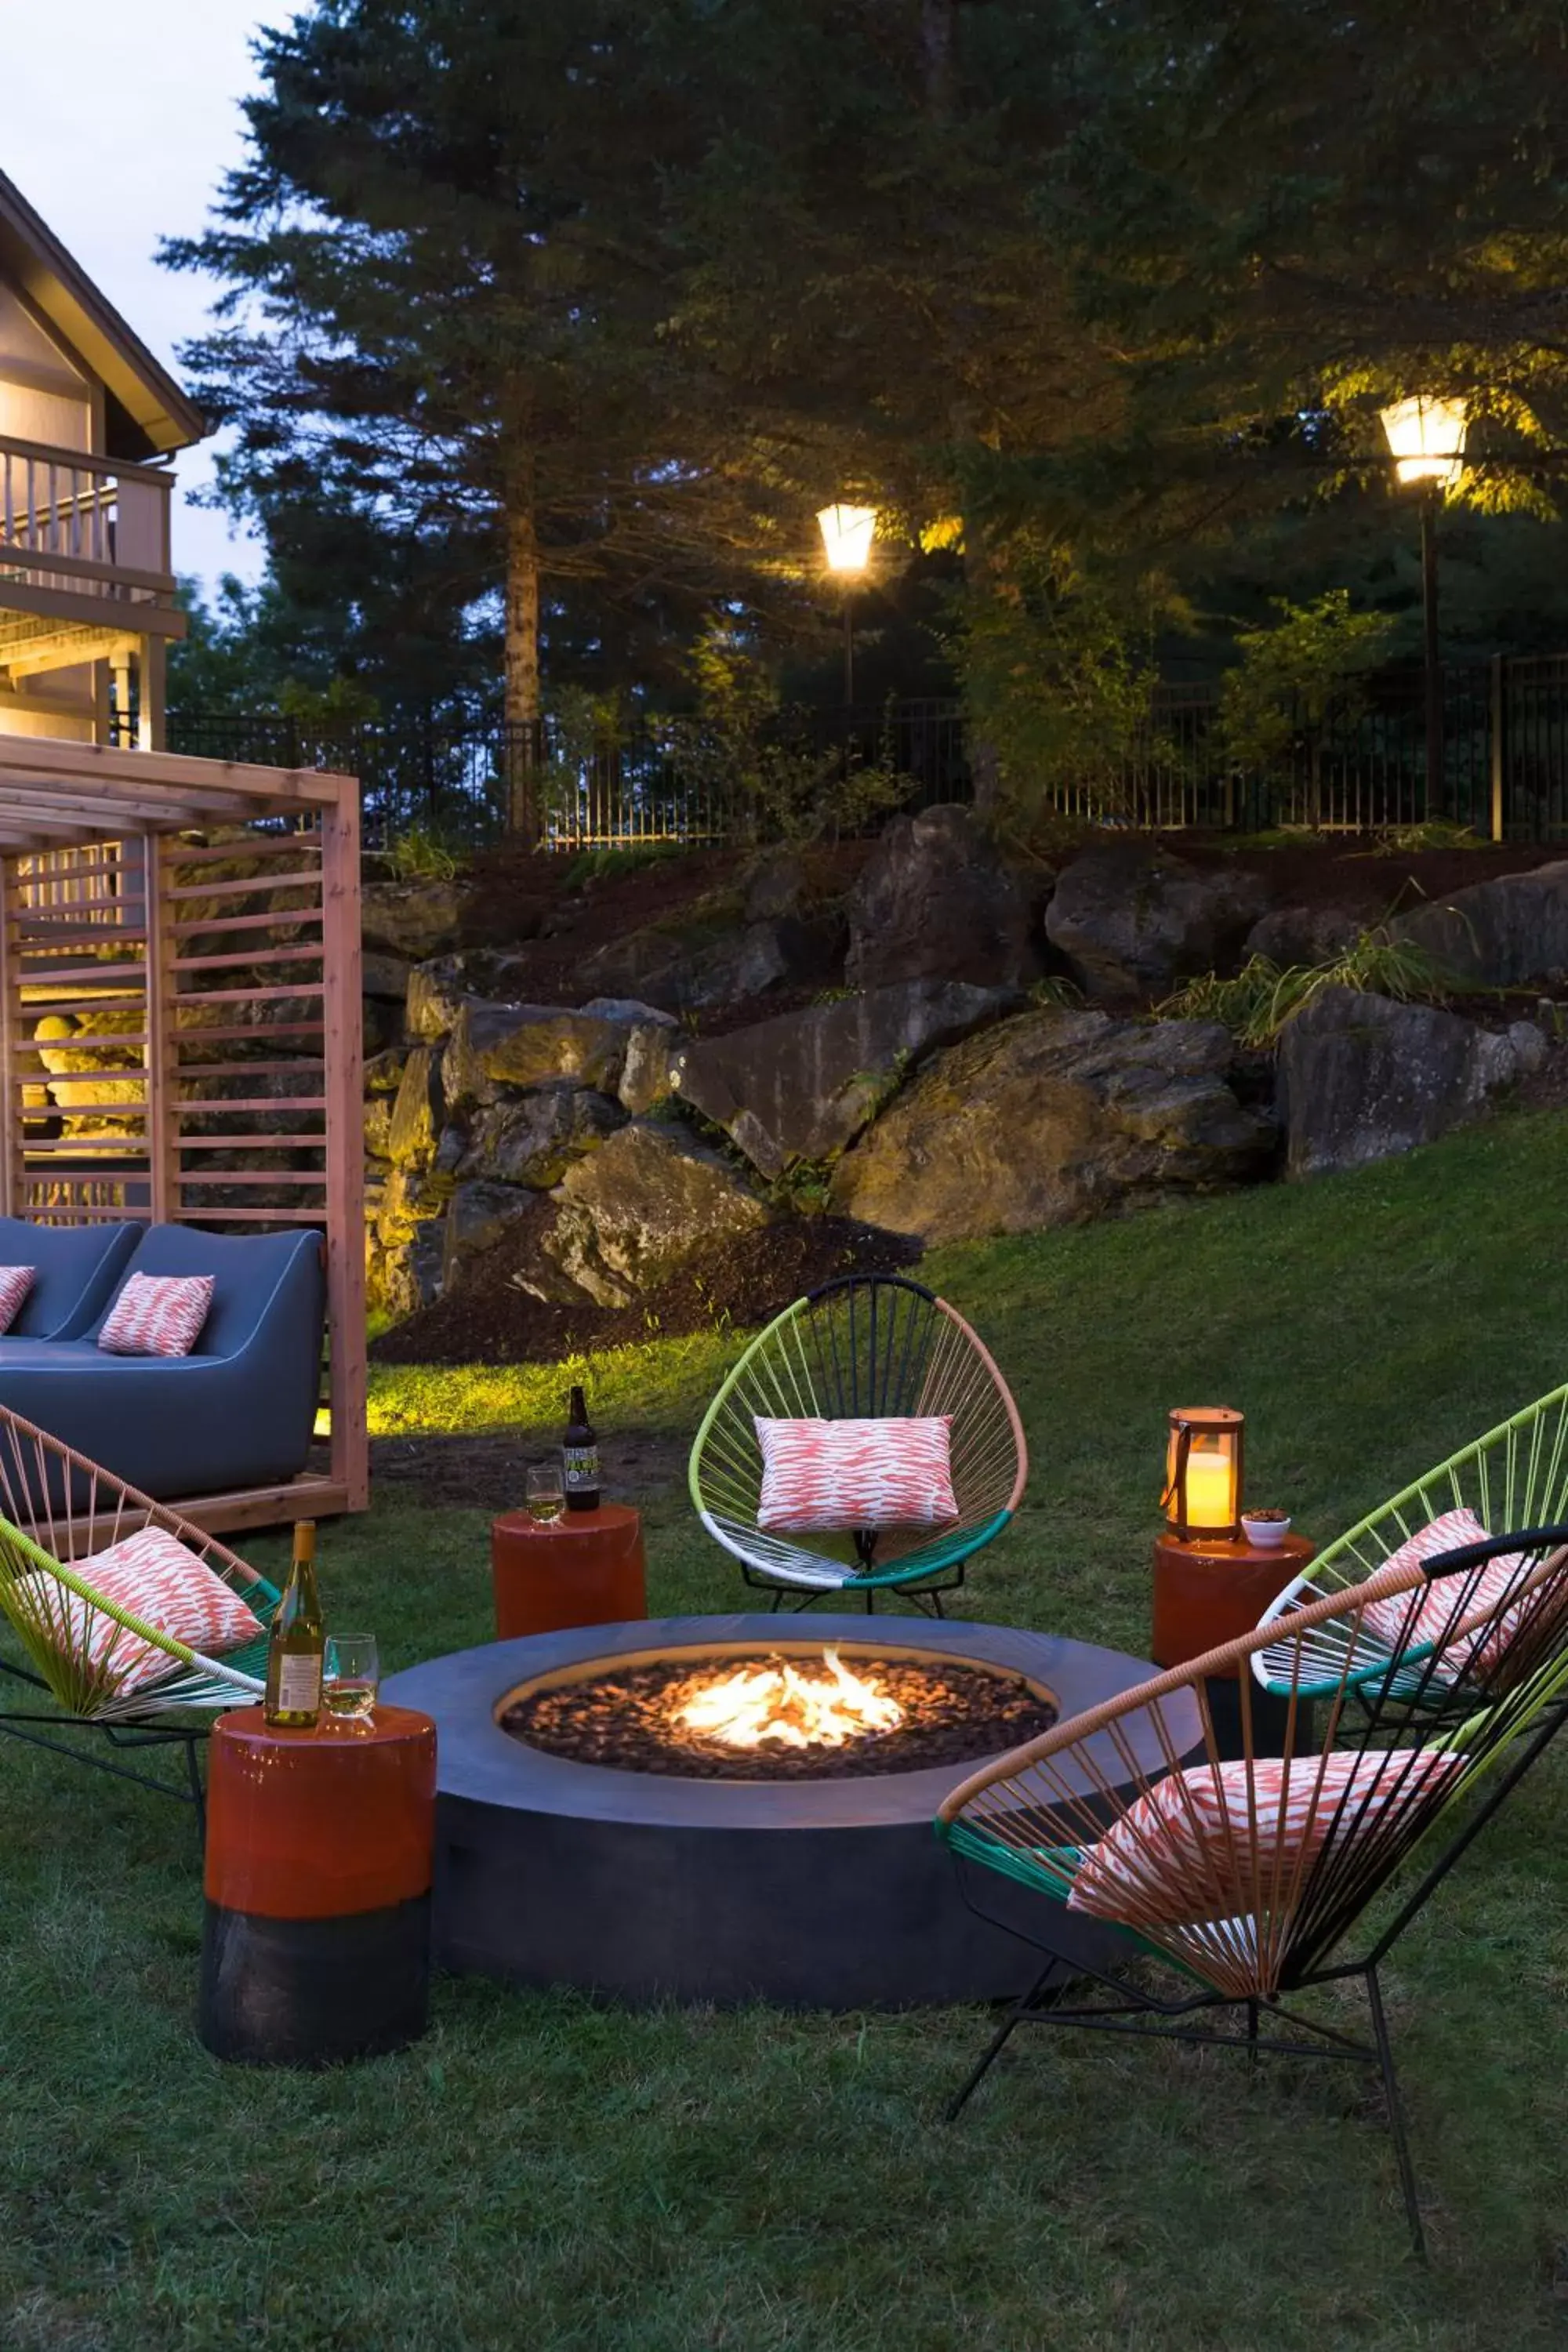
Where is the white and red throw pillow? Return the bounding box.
[16,1524,262,1697]
[0,1265,34,1333]
[97,1272,214,1359]
[755,1415,957,1534]
[1067,1750,1465,1929]
[1359,1508,1540,1679]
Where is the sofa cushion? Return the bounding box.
[0,1219,138,1340]
[99,1272,215,1359]
[99,1225,324,1358]
[0,1267,34,1334]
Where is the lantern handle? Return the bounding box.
[1160,1421,1192,1515]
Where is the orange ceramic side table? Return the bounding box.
[198,1703,436,2066]
[1152,1530,1316,1761]
[1152,1530,1316,1674]
[491,1501,647,1639]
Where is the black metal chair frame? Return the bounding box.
[941,1528,1568,2256]
[0,1652,208,1832]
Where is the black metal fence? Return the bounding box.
[167,656,1568,847]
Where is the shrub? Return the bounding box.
[1160,931,1453,1047]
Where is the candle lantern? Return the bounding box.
[1163,1406,1244,1540]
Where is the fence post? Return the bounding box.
[1489,653,1505,844]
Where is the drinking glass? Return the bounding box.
[323,1634,380,1722]
[527,1464,565,1526]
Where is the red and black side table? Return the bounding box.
[198,1702,436,2066]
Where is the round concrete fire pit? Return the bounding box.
[383,1613,1198,2009]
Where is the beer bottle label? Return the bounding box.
[563,1445,600,1490]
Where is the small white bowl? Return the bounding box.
[1241,1512,1292,1548]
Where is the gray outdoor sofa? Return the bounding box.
[0,1220,325,1502]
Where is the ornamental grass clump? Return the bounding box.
[1161,930,1453,1048]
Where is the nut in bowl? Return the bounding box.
[1240,1508,1292,1549]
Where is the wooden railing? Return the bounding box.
[0,432,175,612]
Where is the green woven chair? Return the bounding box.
[0,1405,278,1819]
[688,1272,1028,1612]
[939,1525,1568,2252]
[1254,1381,1568,1705]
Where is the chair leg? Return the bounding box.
[1365,1966,1426,2258]
[184,1733,207,1846]
[946,1959,1062,2120]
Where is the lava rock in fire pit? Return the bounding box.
[499,1649,1057,1782]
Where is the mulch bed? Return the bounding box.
[368,1210,922,1368]
[500,1653,1057,1781]
[450,838,875,1036]
[1148,833,1568,923]
[368,1427,691,1511]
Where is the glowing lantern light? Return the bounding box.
[817,503,877,574]
[1379,395,1468,492]
[1163,1407,1245,1541]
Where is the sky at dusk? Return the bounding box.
[4,0,278,594]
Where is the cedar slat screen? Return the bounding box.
[2,810,367,1519]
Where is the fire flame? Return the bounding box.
[673,1650,903,1750]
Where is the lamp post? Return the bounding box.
[817,502,876,704]
[1379,395,1468,816]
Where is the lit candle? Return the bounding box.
[1182,1447,1236,1533]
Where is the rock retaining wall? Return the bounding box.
[361,823,1567,1317]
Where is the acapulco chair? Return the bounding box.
[688,1272,1028,1613]
[938,1526,1568,2253]
[0,1406,278,1825]
[1254,1381,1568,1712]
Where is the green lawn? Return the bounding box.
[5,1109,1568,2350]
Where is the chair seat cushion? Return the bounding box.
[754,1415,957,1534]
[98,1272,215,1359]
[14,1525,263,1697]
[1066,1750,1465,1929]
[1361,1508,1541,1679]
[0,1267,34,1334]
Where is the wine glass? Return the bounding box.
[526,1464,565,1525]
[323,1634,379,1723]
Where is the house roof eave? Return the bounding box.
[0,169,206,458]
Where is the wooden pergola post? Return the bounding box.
[0,735,368,1533]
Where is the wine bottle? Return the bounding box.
[263,1520,325,1728]
[562,1385,601,1514]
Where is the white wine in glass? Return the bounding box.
[323,1634,379,1722]
[527,1465,565,1525]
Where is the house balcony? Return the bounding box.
[0,433,184,724]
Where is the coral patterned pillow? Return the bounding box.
[15,1525,262,1697]
[0,1265,34,1333]
[97,1272,214,1358]
[1359,1508,1537,1677]
[755,1416,957,1534]
[1067,1751,1465,1929]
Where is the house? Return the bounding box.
[0,167,201,751]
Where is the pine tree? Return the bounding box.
[165,0,822,833]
